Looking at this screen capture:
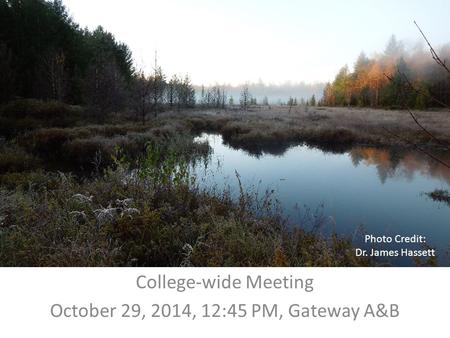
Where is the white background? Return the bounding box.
[0,268,448,337]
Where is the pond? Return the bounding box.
[194,133,450,266]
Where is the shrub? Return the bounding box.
[426,189,450,206]
[0,145,41,174]
[0,99,86,136]
[0,171,61,190]
[18,128,71,160]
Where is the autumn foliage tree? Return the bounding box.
[323,35,450,109]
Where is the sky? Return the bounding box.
[63,0,450,86]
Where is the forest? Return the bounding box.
[3,1,450,113]
[322,35,450,109]
[0,0,195,122]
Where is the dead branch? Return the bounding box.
[405,107,450,150]
[414,20,450,76]
[382,127,450,168]
[384,72,450,149]
[396,69,450,109]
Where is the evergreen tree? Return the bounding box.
[0,1,134,107]
[240,85,250,110]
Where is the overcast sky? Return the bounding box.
[63,0,450,85]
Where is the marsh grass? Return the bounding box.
[0,99,87,137]
[425,189,450,206]
[0,137,369,267]
[0,143,41,174]
[185,106,450,155]
[1,101,446,267]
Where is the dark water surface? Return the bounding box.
[194,133,450,266]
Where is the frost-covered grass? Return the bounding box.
[1,100,446,267]
[0,144,368,267]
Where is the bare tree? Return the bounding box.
[199,85,227,109]
[221,89,226,109]
[0,43,15,103]
[167,75,177,109]
[148,52,166,117]
[85,56,126,121]
[288,96,294,113]
[174,74,195,110]
[133,70,152,125]
[240,85,250,111]
[43,50,66,101]
[149,66,165,117]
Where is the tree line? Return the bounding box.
[0,0,196,123]
[322,35,450,109]
[133,64,196,124]
[198,84,317,111]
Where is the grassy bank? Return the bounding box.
[2,101,449,170]
[0,143,368,267]
[1,100,448,267]
[185,106,450,155]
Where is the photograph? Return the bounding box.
[0,0,449,267]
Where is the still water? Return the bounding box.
[194,133,450,266]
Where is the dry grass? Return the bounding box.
[182,106,450,154]
[0,102,447,267]
[426,189,450,206]
[0,146,369,267]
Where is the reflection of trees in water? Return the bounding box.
[205,132,450,185]
[224,138,352,158]
[349,147,450,184]
[224,139,292,158]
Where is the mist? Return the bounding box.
[323,34,450,108]
[195,81,325,105]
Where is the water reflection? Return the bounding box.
[194,133,450,266]
[214,132,450,185]
[349,147,450,185]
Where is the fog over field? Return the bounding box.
[195,81,325,104]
